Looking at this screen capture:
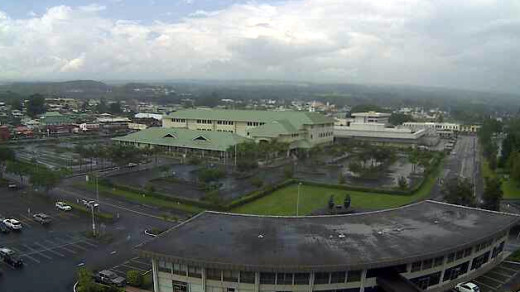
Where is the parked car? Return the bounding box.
[2,219,22,230]
[56,201,72,211]
[455,282,480,292]
[0,248,23,268]
[7,183,17,189]
[33,213,52,225]
[94,270,126,287]
[81,200,99,209]
[0,222,9,234]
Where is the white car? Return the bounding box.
[3,219,22,230]
[56,201,72,211]
[455,282,480,292]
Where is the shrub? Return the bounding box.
[237,160,258,172]
[338,172,346,184]
[250,177,264,188]
[283,165,294,179]
[397,176,408,190]
[127,270,143,287]
[187,156,202,165]
[198,168,226,183]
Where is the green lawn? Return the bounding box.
[79,183,203,214]
[233,166,440,215]
[480,154,520,199]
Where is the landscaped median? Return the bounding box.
[64,201,115,221]
[77,182,204,214]
[481,155,520,199]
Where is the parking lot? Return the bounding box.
[471,261,520,292]
[109,255,152,278]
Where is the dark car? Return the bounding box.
[0,222,9,234]
[94,270,126,287]
[33,213,52,225]
[0,248,23,268]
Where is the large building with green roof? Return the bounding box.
[162,109,334,149]
[113,127,250,158]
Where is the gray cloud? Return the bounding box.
[0,0,519,93]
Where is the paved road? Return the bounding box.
[431,135,482,202]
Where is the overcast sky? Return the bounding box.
[0,0,519,93]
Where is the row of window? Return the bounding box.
[197,119,213,124]
[411,256,444,272]
[172,118,186,123]
[314,271,362,284]
[216,129,234,133]
[217,121,234,125]
[475,238,494,252]
[246,122,265,127]
[446,247,472,264]
[318,132,333,138]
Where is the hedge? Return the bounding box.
[96,179,219,210]
[65,201,115,221]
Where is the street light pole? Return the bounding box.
[96,174,99,202]
[297,182,302,216]
[91,205,96,237]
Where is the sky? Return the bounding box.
[0,0,519,93]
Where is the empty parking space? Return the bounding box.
[0,234,99,269]
[472,261,520,292]
[110,256,152,277]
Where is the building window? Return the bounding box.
[434,256,444,267]
[159,261,172,273]
[330,271,345,283]
[443,261,469,282]
[188,266,202,278]
[346,270,361,282]
[456,250,464,260]
[172,280,188,292]
[314,272,330,284]
[260,272,276,284]
[471,251,490,270]
[223,270,239,282]
[447,253,455,263]
[293,273,309,285]
[206,268,222,281]
[464,248,472,257]
[173,263,187,276]
[240,271,255,284]
[410,272,441,289]
[422,259,433,270]
[411,261,422,272]
[277,273,293,285]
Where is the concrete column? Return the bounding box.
[152,258,160,292]
[359,269,367,292]
[254,272,260,292]
[202,268,207,292]
[308,272,315,292]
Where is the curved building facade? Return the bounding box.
[138,201,518,292]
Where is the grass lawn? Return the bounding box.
[480,154,520,199]
[79,182,203,214]
[233,163,441,215]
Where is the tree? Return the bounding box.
[109,101,123,114]
[389,113,414,126]
[509,151,520,183]
[95,99,109,113]
[5,161,31,184]
[328,195,334,209]
[343,194,351,209]
[442,177,475,206]
[0,147,15,177]
[30,168,67,193]
[338,171,346,184]
[397,176,408,190]
[408,149,420,173]
[8,99,22,111]
[482,177,503,211]
[26,94,46,118]
[127,270,143,287]
[77,267,95,292]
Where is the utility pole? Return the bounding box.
[96,173,99,202]
[91,205,96,237]
[296,182,302,216]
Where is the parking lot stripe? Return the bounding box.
[121,264,147,272]
[45,240,76,254]
[473,280,497,291]
[34,242,65,257]
[497,265,518,274]
[11,248,41,264]
[130,258,150,266]
[18,214,33,227]
[79,239,98,247]
[478,275,503,287]
[22,244,52,260]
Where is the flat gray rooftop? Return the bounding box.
[138,201,519,272]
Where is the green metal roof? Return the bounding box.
[248,119,299,137]
[164,109,333,129]
[112,127,251,152]
[40,112,74,125]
